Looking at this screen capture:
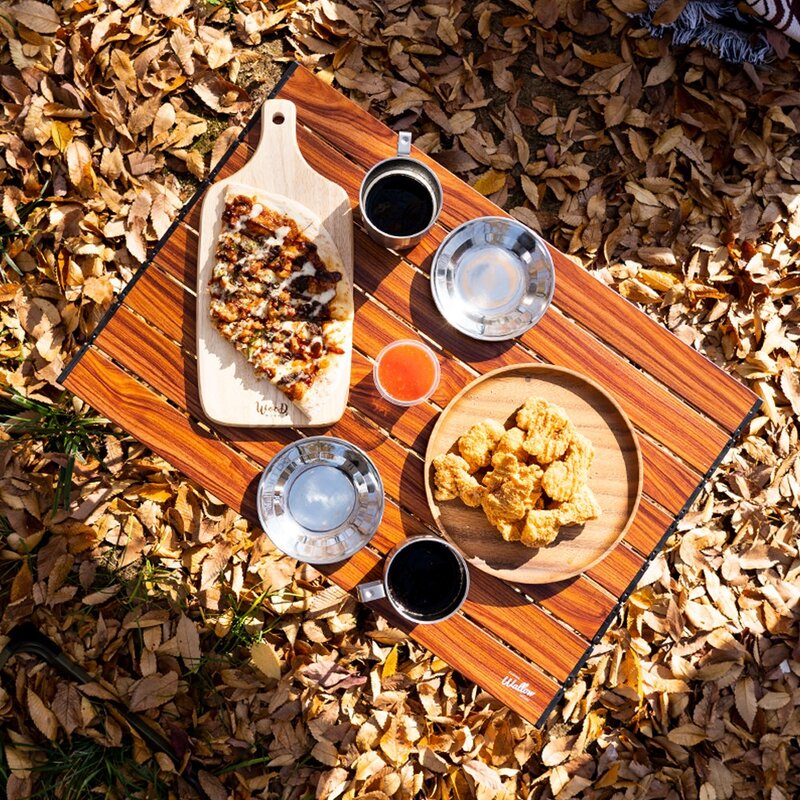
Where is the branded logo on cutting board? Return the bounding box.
[256,400,289,416]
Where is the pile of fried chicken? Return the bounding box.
[432,397,601,548]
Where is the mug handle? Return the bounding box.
[397,131,412,157]
[357,580,386,603]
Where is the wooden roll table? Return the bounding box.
[60,64,760,726]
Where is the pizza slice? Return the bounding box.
[208,189,353,417]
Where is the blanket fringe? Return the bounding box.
[638,0,774,64]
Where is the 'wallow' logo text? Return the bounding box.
[501,672,535,698]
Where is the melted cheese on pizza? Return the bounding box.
[209,194,346,403]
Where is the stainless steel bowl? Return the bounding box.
[257,437,384,564]
[431,217,555,341]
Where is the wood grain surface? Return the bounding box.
[117,265,657,603]
[96,305,594,684]
[61,67,760,728]
[425,364,642,583]
[195,98,354,427]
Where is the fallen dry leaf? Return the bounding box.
[249,640,281,681]
[26,689,58,741]
[10,0,61,33]
[472,169,507,196]
[175,613,201,670]
[128,672,178,712]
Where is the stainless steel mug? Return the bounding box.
[357,535,469,624]
[359,132,443,251]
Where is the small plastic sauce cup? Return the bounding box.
[373,340,441,406]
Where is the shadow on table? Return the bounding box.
[353,221,405,295]
[356,229,518,366]
[520,573,582,602]
[404,269,519,365]
[348,373,438,447]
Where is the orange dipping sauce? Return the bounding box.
[374,341,440,406]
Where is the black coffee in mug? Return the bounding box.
[364,172,436,237]
[386,539,467,622]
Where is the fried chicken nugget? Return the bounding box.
[481,454,544,535]
[494,426,527,462]
[519,509,562,548]
[554,485,602,526]
[495,519,522,542]
[517,398,574,464]
[541,432,595,502]
[515,396,547,431]
[514,483,600,549]
[458,419,506,472]
[483,452,544,506]
[482,490,526,528]
[432,453,485,507]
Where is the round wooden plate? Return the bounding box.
[424,364,643,584]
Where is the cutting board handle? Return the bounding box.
[237,99,341,200]
[251,99,300,168]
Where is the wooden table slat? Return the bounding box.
[625,503,674,556]
[517,576,615,639]
[638,436,701,516]
[584,542,644,598]
[276,65,756,432]
[623,500,674,557]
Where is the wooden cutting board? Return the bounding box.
[425,364,643,584]
[195,99,354,427]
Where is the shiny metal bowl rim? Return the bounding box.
[430,215,556,342]
[256,436,384,564]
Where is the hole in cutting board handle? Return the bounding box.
[272,112,285,125]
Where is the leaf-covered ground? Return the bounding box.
[1,1,799,799]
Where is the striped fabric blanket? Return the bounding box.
[750,0,800,38]
[638,0,800,63]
